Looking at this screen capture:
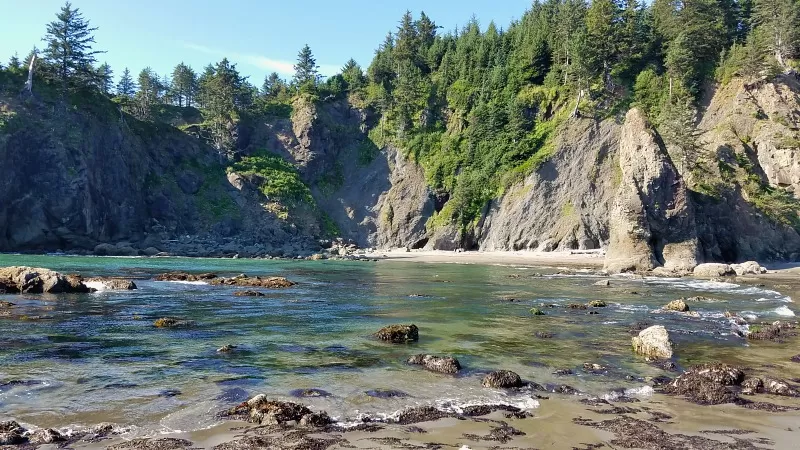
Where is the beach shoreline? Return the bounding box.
[366,248,606,268]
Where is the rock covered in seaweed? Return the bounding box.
[374,324,419,343]
[223,394,331,427]
[154,272,217,282]
[482,370,523,388]
[0,421,26,445]
[662,364,744,405]
[210,274,295,288]
[407,354,461,374]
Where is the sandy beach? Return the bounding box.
[367,249,606,268]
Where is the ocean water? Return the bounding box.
[0,255,796,437]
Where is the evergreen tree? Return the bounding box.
[134,67,159,119]
[116,67,135,98]
[198,58,251,150]
[585,0,622,90]
[341,58,366,90]
[96,62,113,94]
[8,53,22,71]
[261,72,288,99]
[752,0,799,67]
[293,44,319,87]
[170,62,197,107]
[41,1,104,91]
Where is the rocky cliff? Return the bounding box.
[0,94,317,256]
[1,75,799,268]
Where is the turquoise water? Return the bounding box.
[0,255,796,435]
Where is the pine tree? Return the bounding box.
[134,67,159,119]
[752,0,799,67]
[293,44,319,87]
[116,67,135,98]
[585,0,622,90]
[41,1,104,92]
[96,62,113,94]
[198,58,251,150]
[341,58,366,90]
[170,62,197,107]
[8,53,22,71]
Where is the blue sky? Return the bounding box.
[0,0,531,85]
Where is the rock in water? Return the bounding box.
[604,108,699,273]
[0,266,91,293]
[730,261,767,275]
[664,299,689,312]
[85,277,137,290]
[482,370,523,388]
[154,272,217,282]
[530,307,546,316]
[210,275,295,288]
[632,325,673,359]
[407,354,461,374]
[27,428,65,444]
[374,324,419,343]
[233,290,266,297]
[693,263,735,277]
[153,317,191,328]
[588,300,607,307]
[0,421,26,445]
[662,364,744,405]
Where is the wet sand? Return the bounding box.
[70,392,800,449]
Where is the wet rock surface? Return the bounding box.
[84,277,138,290]
[365,389,409,399]
[0,266,91,294]
[482,370,523,388]
[631,325,673,359]
[154,272,218,282]
[232,290,265,297]
[27,427,66,444]
[0,420,26,445]
[289,388,332,398]
[107,438,195,449]
[664,299,689,312]
[223,394,327,427]
[574,416,768,449]
[748,321,797,341]
[662,364,744,405]
[374,324,419,343]
[407,354,461,374]
[153,317,193,328]
[209,274,296,288]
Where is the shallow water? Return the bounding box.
[1,254,798,440]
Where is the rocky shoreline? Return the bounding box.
[2,262,800,449]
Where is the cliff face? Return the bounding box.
[479,118,619,252]
[604,109,699,273]
[0,96,315,256]
[1,75,798,266]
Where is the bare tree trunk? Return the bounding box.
[21,53,36,96]
[571,86,583,119]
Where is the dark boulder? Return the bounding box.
[662,364,744,405]
[407,354,461,374]
[210,274,295,288]
[374,324,419,343]
[154,272,217,282]
[482,370,523,388]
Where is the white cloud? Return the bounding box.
[182,42,339,77]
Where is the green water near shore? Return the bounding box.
[0,254,798,438]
